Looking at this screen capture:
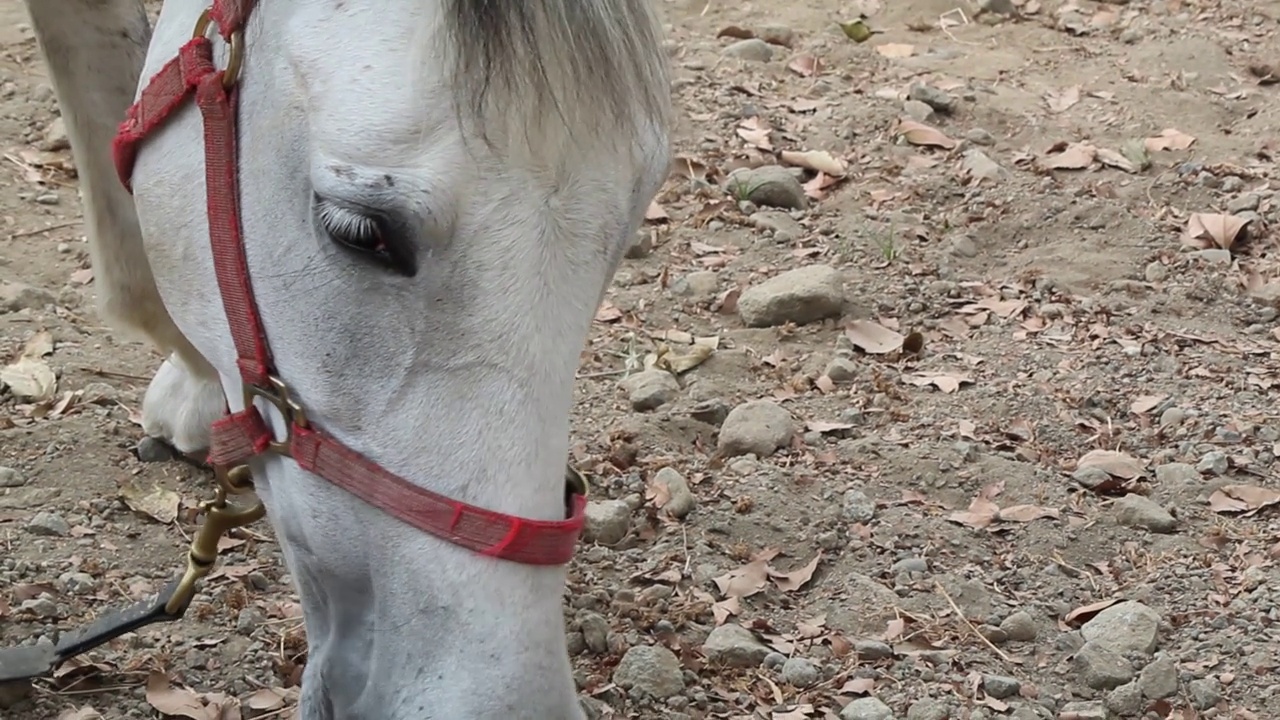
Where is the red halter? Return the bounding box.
[109,0,586,566]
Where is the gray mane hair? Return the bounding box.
[442,0,670,151]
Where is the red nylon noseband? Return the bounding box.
[110,0,585,566]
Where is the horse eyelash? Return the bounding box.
[316,201,384,250]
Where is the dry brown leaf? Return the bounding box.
[787,54,823,77]
[245,687,296,712]
[1144,128,1196,152]
[845,321,905,354]
[770,552,822,592]
[736,117,773,151]
[1044,85,1081,113]
[802,171,844,200]
[875,43,915,58]
[145,672,208,720]
[644,201,668,222]
[58,708,103,720]
[1207,485,1280,514]
[645,476,672,509]
[1076,449,1144,479]
[1042,143,1096,170]
[998,504,1060,523]
[594,301,622,323]
[716,25,755,40]
[713,548,779,599]
[896,119,957,150]
[119,479,181,524]
[1095,147,1137,173]
[881,617,905,642]
[948,496,1000,529]
[771,705,815,720]
[1184,212,1249,251]
[0,357,57,402]
[712,596,741,625]
[839,677,876,695]
[1063,598,1123,626]
[779,149,847,177]
[69,267,94,285]
[1129,394,1166,414]
[903,372,972,394]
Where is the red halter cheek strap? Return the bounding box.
[109,0,586,566]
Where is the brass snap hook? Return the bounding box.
[192,8,244,90]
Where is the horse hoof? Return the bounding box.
[135,436,211,470]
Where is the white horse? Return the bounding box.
[24,0,670,717]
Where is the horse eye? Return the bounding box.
[313,195,417,277]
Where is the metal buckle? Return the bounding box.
[243,376,309,457]
[192,7,244,90]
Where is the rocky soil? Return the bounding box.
[3,0,1280,718]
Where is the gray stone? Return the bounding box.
[1137,656,1178,699]
[999,611,1038,642]
[58,571,96,594]
[1114,494,1177,533]
[1154,462,1198,484]
[1081,601,1161,655]
[750,210,803,240]
[757,25,794,47]
[982,674,1020,699]
[135,436,179,463]
[854,639,893,661]
[1074,641,1135,690]
[824,357,857,382]
[689,398,729,426]
[41,117,68,151]
[579,611,610,654]
[653,467,696,519]
[722,38,774,62]
[0,466,24,488]
[0,281,56,313]
[839,696,895,720]
[905,700,949,720]
[1056,702,1107,720]
[625,230,652,259]
[763,651,787,669]
[738,265,844,327]
[718,400,795,458]
[671,270,719,299]
[1106,681,1144,717]
[612,644,685,698]
[907,84,954,113]
[702,623,770,668]
[902,99,935,123]
[780,656,820,687]
[1159,407,1185,428]
[236,607,264,634]
[1072,466,1114,490]
[842,488,876,523]
[1187,677,1221,709]
[1196,451,1229,475]
[621,369,680,412]
[26,511,70,537]
[583,500,631,545]
[1144,260,1168,283]
[960,150,1008,184]
[727,165,807,210]
[1227,193,1261,213]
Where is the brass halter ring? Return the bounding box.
[192,8,244,90]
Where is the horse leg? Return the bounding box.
[24,0,225,459]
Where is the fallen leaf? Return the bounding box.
[1063,598,1123,625]
[1207,485,1280,514]
[839,677,876,694]
[1076,449,1144,479]
[594,302,622,323]
[1184,212,1249,251]
[70,268,94,285]
[644,201,668,222]
[712,596,741,625]
[645,476,672,509]
[716,25,755,40]
[788,54,823,77]
[145,672,207,720]
[245,687,295,712]
[998,504,1060,523]
[119,479,181,524]
[948,496,1000,529]
[736,117,774,151]
[838,19,875,42]
[1129,394,1166,414]
[779,149,847,177]
[875,43,915,58]
[896,119,957,150]
[0,357,57,402]
[1095,147,1138,173]
[713,548,779,599]
[845,321,906,354]
[807,420,854,434]
[1144,128,1196,152]
[1042,142,1096,170]
[770,552,822,592]
[58,708,103,720]
[1044,85,1081,113]
[903,372,972,393]
[772,705,814,720]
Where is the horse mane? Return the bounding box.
[440,0,670,154]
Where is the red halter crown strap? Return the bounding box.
[110,0,586,566]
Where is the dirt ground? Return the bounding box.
[3,0,1280,718]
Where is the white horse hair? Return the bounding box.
[24,0,671,717]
